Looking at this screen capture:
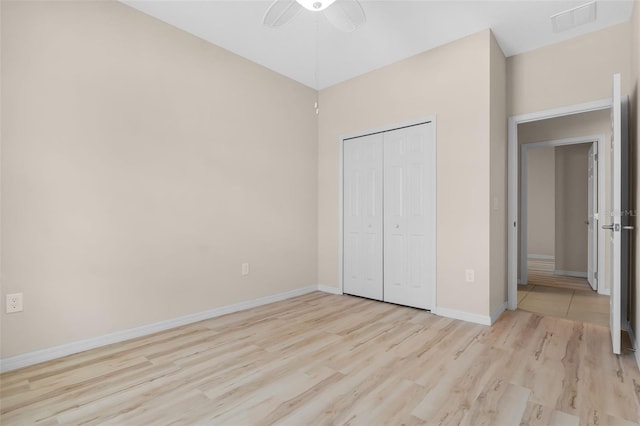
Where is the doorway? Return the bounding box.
[508,103,611,329]
[518,136,608,327]
[519,136,604,292]
[508,74,630,355]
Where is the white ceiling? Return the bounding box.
[121,0,634,90]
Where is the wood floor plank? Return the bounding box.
[2,292,640,425]
[527,259,592,291]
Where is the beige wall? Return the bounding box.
[318,30,501,318]
[555,144,590,274]
[518,109,611,145]
[518,110,611,145]
[526,147,555,258]
[631,0,639,340]
[508,22,631,116]
[1,1,318,358]
[489,32,508,316]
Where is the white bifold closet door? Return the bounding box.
[343,133,384,300]
[383,124,435,309]
[343,122,435,310]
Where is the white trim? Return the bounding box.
[520,145,529,285]
[626,322,640,372]
[510,99,611,125]
[434,307,491,326]
[317,284,342,295]
[491,302,508,324]
[520,135,604,289]
[338,129,344,295]
[553,270,588,278]
[508,98,611,310]
[527,254,555,260]
[338,115,438,311]
[0,286,318,373]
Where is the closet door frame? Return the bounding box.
[338,115,437,310]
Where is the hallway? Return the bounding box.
[518,259,609,328]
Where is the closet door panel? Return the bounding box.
[383,123,435,309]
[343,134,383,300]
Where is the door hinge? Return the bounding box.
[595,271,598,279]
[595,153,598,161]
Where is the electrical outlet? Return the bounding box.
[6,293,23,313]
[465,269,475,283]
[242,263,250,276]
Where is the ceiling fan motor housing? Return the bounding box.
[296,0,336,12]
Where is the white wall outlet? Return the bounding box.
[6,293,23,313]
[241,263,250,276]
[465,269,475,283]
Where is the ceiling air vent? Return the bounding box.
[551,1,597,33]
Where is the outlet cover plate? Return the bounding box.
[6,293,23,313]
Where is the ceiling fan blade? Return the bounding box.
[323,0,366,32]
[263,0,303,28]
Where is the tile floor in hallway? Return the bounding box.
[518,259,609,328]
[518,283,609,328]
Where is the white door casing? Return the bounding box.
[507,98,611,311]
[587,143,597,290]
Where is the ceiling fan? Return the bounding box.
[263,0,366,32]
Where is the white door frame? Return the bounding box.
[338,115,438,310]
[587,143,598,291]
[520,135,605,292]
[507,99,611,310]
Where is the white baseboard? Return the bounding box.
[528,254,555,260]
[434,307,491,326]
[0,285,318,373]
[553,270,588,278]
[317,284,342,295]
[0,285,507,373]
[598,287,611,296]
[491,302,508,324]
[626,321,640,372]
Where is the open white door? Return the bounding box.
[587,143,597,290]
[605,73,627,355]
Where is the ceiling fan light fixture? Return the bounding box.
[296,0,336,12]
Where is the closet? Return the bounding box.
[343,121,435,310]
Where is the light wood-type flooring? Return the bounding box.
[519,259,610,328]
[2,292,640,425]
[526,259,592,292]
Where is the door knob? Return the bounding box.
[602,224,620,231]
